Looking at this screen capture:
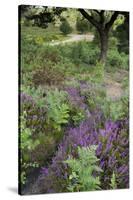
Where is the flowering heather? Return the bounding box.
[97,118,129,189]
[20,92,46,134]
[65,86,90,118]
[33,110,129,193]
[65,87,86,109]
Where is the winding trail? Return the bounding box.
[44,33,94,46]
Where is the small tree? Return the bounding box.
[60,19,72,35]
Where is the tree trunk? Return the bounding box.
[99,30,109,64]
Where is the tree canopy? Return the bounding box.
[20,5,128,63]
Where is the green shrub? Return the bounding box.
[21,85,45,108]
[89,62,104,83]
[32,62,65,86]
[64,146,102,192]
[64,78,80,88]
[76,17,90,33]
[108,37,118,49]
[34,36,44,45]
[107,49,122,67]
[20,111,40,185]
[122,76,129,92]
[70,42,99,65]
[21,37,62,73]
[113,15,129,54]
[101,95,129,121]
[107,49,129,70]
[81,84,106,112]
[120,52,129,70]
[21,91,64,168]
[60,19,73,35]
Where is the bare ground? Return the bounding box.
[45,33,94,46]
[105,70,128,100]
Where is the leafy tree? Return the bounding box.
[114,13,129,54]
[20,5,127,63]
[60,19,72,35]
[78,9,121,63]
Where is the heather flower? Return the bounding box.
[35,116,128,193]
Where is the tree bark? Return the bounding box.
[78,9,119,64]
[99,29,109,64]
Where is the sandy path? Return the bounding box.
[105,70,128,100]
[44,34,94,46]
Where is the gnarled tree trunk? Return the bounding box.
[99,30,109,64]
[78,9,119,64]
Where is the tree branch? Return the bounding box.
[78,9,100,30]
[105,11,119,31]
[99,10,105,25]
[93,10,101,15]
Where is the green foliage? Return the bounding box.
[80,84,106,112]
[70,42,99,66]
[110,172,117,189]
[21,85,45,108]
[64,146,102,192]
[113,15,129,54]
[108,37,118,49]
[107,49,129,70]
[32,62,65,87]
[20,111,40,185]
[76,17,90,33]
[45,89,70,131]
[72,110,85,126]
[102,95,129,121]
[64,79,80,88]
[60,19,73,35]
[20,111,40,151]
[122,76,129,93]
[90,62,104,83]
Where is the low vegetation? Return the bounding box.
[19,6,129,194]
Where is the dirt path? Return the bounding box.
[105,77,123,100]
[45,33,94,46]
[105,70,128,100]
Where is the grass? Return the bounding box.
[21,25,70,43]
[20,23,129,193]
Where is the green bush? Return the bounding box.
[21,36,62,73]
[101,95,129,121]
[21,90,64,168]
[32,62,65,86]
[70,42,99,66]
[60,19,73,35]
[113,15,129,54]
[89,62,104,83]
[20,111,40,186]
[107,49,122,67]
[108,37,118,49]
[107,49,129,70]
[80,83,106,112]
[76,17,90,33]
[21,85,45,108]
